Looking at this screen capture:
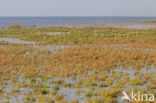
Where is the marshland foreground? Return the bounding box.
[0,24,156,103]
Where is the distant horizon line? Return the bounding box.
[0,16,156,18]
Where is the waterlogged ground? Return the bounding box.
[0,25,156,103]
[75,22,156,29]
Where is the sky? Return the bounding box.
[0,0,156,17]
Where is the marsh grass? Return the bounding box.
[0,26,156,103]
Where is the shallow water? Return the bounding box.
[0,37,155,103]
[2,65,155,102]
[108,23,156,29]
[0,37,127,52]
[0,37,128,47]
[0,38,36,45]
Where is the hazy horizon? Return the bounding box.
[0,16,156,17]
[0,0,156,17]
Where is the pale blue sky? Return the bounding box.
[0,0,156,17]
